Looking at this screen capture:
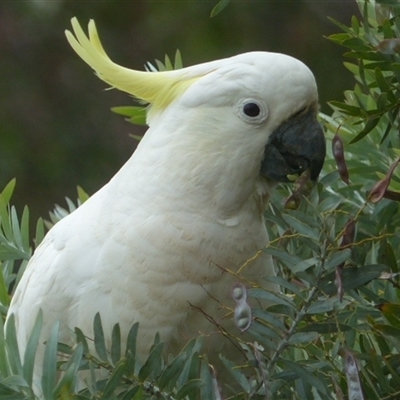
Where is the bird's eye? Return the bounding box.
[243,102,261,117]
[237,99,268,124]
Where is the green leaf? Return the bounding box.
[52,343,84,396]
[74,327,89,355]
[252,308,286,332]
[41,321,60,400]
[263,275,304,297]
[325,249,352,270]
[328,33,352,43]
[164,54,173,71]
[349,116,380,143]
[22,310,43,387]
[351,15,360,36]
[320,265,386,295]
[0,265,10,308]
[0,317,10,377]
[306,297,343,314]
[93,313,108,362]
[110,323,121,366]
[4,313,22,376]
[128,112,147,126]
[158,352,187,391]
[102,359,127,398]
[10,207,23,253]
[77,186,90,204]
[111,106,142,118]
[200,357,217,400]
[125,322,139,376]
[282,214,319,241]
[176,337,204,388]
[111,106,147,126]
[342,37,371,51]
[210,0,230,17]
[176,379,204,399]
[34,217,45,248]
[248,287,296,310]
[0,179,16,205]
[119,386,141,400]
[298,323,352,334]
[138,341,164,381]
[287,331,319,345]
[279,360,328,396]
[375,67,391,93]
[329,101,362,116]
[219,355,250,392]
[20,206,30,254]
[0,202,14,245]
[263,247,303,271]
[174,49,183,69]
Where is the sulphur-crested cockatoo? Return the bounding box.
[7,17,325,391]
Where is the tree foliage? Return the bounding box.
[2,0,400,398]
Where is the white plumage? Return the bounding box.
[6,18,325,392]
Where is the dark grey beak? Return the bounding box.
[260,109,325,182]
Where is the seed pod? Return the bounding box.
[369,158,400,203]
[284,168,312,210]
[231,282,252,332]
[332,133,349,185]
[344,351,365,400]
[335,265,344,302]
[340,219,356,249]
[377,38,400,55]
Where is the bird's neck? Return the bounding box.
[109,140,274,221]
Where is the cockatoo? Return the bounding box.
[7,18,325,393]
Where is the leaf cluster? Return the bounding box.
[327,0,400,144]
[1,310,220,400]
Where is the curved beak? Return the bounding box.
[260,110,325,182]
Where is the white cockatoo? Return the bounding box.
[7,18,325,392]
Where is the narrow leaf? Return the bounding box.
[4,314,22,375]
[41,321,60,400]
[138,341,164,381]
[158,352,188,391]
[248,288,296,310]
[23,310,43,386]
[210,0,230,17]
[110,323,121,366]
[280,360,328,395]
[102,359,127,398]
[93,313,108,362]
[125,322,139,375]
[287,332,319,345]
[52,343,84,396]
[176,379,204,399]
[219,355,250,392]
[174,49,183,69]
[34,217,45,248]
[326,249,352,270]
[0,179,16,205]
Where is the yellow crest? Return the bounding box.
[65,18,198,113]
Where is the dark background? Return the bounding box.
[1,0,359,223]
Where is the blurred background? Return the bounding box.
[1,0,359,223]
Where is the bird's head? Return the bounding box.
[66,18,325,195]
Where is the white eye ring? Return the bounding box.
[237,98,268,124]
